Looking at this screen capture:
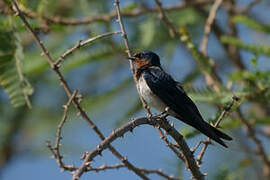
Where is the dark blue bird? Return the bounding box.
[129,51,232,147]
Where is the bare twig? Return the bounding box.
[11,2,147,180]
[157,128,185,161]
[55,31,121,67]
[201,0,223,56]
[46,90,78,171]
[154,0,178,37]
[86,164,125,172]
[15,0,213,26]
[139,168,180,180]
[87,164,180,180]
[196,96,238,166]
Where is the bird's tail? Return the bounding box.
[178,114,232,148]
[195,120,232,148]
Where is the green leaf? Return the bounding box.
[250,58,257,67]
[0,29,33,108]
[221,35,270,56]
[122,2,137,12]
[232,15,270,34]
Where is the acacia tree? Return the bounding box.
[0,0,270,180]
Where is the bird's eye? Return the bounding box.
[134,53,142,58]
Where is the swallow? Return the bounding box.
[128,50,232,147]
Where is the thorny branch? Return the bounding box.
[54,31,121,67]
[157,128,185,162]
[46,90,78,171]
[74,113,204,180]
[11,1,148,180]
[87,163,179,180]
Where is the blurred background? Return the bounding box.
[0,0,270,179]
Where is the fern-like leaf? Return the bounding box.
[0,29,33,108]
[221,35,270,56]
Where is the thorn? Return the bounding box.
[80,152,88,160]
[85,162,91,167]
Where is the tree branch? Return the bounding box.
[15,0,213,26]
[46,90,78,171]
[201,0,223,56]
[54,31,121,67]
[73,114,204,180]
[157,128,185,162]
[87,164,180,180]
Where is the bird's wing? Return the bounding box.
[143,67,202,122]
[143,67,232,147]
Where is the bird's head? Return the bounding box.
[128,51,161,69]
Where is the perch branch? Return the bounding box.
[74,114,204,180]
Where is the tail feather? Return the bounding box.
[196,121,232,148]
[178,115,232,148]
[211,126,233,140]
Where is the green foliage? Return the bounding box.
[186,85,245,104]
[170,8,204,27]
[221,35,270,56]
[232,15,270,34]
[0,22,33,108]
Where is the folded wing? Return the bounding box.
[143,67,232,147]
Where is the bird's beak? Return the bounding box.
[127,57,136,61]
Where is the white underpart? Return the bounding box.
[137,76,177,116]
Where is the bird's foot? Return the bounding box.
[160,107,170,118]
